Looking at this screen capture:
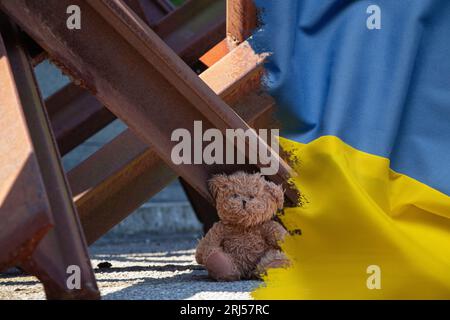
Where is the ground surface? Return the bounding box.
[0,233,261,300]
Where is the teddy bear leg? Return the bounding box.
[253,249,290,279]
[205,250,241,281]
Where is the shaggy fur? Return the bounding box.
[195,172,290,281]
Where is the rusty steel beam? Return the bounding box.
[24,33,48,66]
[226,0,258,47]
[0,24,53,272]
[25,0,176,64]
[123,0,162,24]
[200,39,229,68]
[0,0,295,204]
[27,0,219,67]
[200,40,267,106]
[132,0,175,27]
[204,0,257,69]
[45,0,226,156]
[46,84,115,156]
[153,0,226,66]
[0,16,99,299]
[68,40,274,244]
[68,128,176,245]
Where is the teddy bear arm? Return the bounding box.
[195,222,225,265]
[262,221,288,249]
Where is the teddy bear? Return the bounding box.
[195,171,290,281]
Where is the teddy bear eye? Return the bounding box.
[232,194,239,198]
[249,196,255,200]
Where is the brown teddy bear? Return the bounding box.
[195,171,290,281]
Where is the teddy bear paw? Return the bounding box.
[254,250,290,279]
[205,251,240,282]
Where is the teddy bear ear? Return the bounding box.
[209,174,229,199]
[265,181,285,209]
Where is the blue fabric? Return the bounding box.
[252,0,450,195]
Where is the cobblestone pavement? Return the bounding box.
[0,233,261,300]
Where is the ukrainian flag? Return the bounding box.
[251,0,450,299]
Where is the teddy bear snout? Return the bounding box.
[242,199,247,209]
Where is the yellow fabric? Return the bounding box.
[253,136,450,299]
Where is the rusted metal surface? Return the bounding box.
[226,0,258,47]
[0,22,53,272]
[46,84,115,156]
[200,39,229,67]
[46,0,226,155]
[132,0,175,26]
[26,0,175,65]
[24,33,47,66]
[68,130,176,245]
[28,0,219,67]
[200,40,267,105]
[0,0,295,205]
[24,0,223,69]
[123,0,155,23]
[153,0,226,66]
[0,16,99,299]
